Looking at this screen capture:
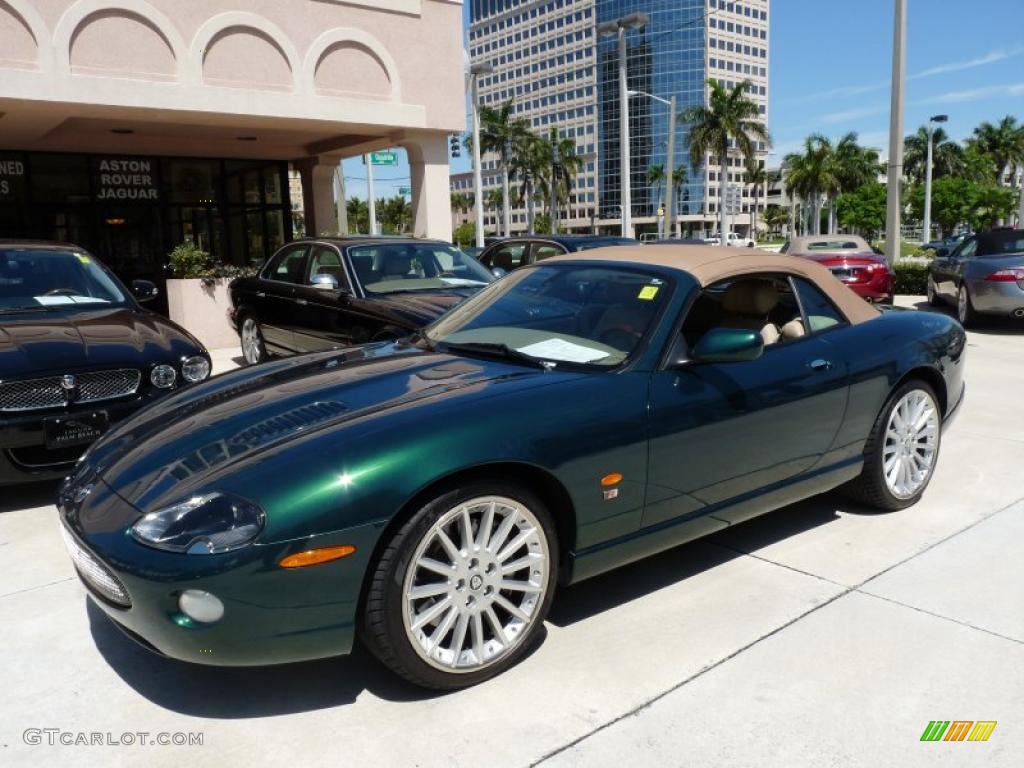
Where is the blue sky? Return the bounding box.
[342,0,1023,201]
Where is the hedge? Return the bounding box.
[894,262,929,295]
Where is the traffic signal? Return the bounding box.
[450,135,461,158]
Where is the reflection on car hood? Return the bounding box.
[363,288,483,329]
[80,344,562,513]
[0,307,204,380]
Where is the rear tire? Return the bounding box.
[361,481,558,689]
[240,315,266,365]
[843,380,941,511]
[957,283,979,328]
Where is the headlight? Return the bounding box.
[151,364,177,389]
[181,355,211,383]
[131,493,265,554]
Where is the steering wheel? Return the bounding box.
[43,288,78,297]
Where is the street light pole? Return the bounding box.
[364,154,378,235]
[599,12,648,240]
[628,89,677,239]
[884,0,907,267]
[923,113,948,245]
[469,62,493,249]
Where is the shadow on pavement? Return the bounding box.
[86,598,453,716]
[549,492,844,627]
[909,299,1024,334]
[0,480,59,514]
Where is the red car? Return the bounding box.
[781,235,894,304]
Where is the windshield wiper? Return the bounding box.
[440,341,552,370]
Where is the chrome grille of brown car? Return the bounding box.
[0,369,142,412]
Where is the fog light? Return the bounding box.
[181,356,211,384]
[178,589,224,623]
[151,364,177,389]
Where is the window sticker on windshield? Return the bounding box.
[75,254,91,264]
[516,338,610,363]
[637,285,660,300]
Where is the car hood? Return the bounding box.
[795,252,887,268]
[0,307,205,380]
[360,287,484,329]
[78,344,567,515]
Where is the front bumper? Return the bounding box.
[966,278,1024,316]
[0,394,164,485]
[60,479,382,666]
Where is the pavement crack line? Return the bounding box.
[0,576,75,601]
[530,495,1024,767]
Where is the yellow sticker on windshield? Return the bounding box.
[75,254,91,264]
[638,285,659,300]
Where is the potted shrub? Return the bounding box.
[165,242,256,350]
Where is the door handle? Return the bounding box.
[809,358,832,372]
[295,298,308,306]
[256,291,266,298]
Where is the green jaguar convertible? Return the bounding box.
[58,246,966,689]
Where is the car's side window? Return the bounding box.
[791,277,848,334]
[263,246,309,284]
[532,243,565,262]
[680,273,804,351]
[308,246,351,291]
[956,238,977,259]
[490,244,528,272]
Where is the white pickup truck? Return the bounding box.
[703,232,756,248]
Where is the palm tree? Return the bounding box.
[784,135,840,235]
[540,127,582,230]
[346,197,369,234]
[903,126,965,185]
[473,100,531,238]
[509,133,549,234]
[969,116,1024,184]
[762,204,788,237]
[829,132,882,232]
[681,79,771,245]
[744,160,769,241]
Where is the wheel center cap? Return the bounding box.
[469,574,484,591]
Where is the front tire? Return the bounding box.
[926,274,940,306]
[843,380,941,511]
[361,482,557,689]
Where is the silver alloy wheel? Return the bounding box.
[241,318,262,364]
[957,285,968,323]
[882,389,939,499]
[402,495,550,673]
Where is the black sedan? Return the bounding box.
[476,235,637,275]
[229,238,494,365]
[0,241,210,485]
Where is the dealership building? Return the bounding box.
[0,0,463,297]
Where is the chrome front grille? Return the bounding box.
[0,369,141,412]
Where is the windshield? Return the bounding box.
[425,264,671,368]
[0,249,128,312]
[348,243,493,294]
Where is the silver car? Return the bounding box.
[927,229,1024,327]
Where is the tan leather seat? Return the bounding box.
[781,318,806,340]
[721,280,780,345]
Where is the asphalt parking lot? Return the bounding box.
[1,298,1022,768]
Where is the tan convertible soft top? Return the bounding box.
[548,244,880,324]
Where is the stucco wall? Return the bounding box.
[0,0,464,133]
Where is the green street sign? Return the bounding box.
[398,186,411,195]
[369,151,398,166]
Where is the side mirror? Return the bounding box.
[490,267,507,279]
[690,328,764,364]
[310,274,341,291]
[131,279,159,302]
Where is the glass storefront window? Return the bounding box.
[30,154,91,204]
[165,160,219,204]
